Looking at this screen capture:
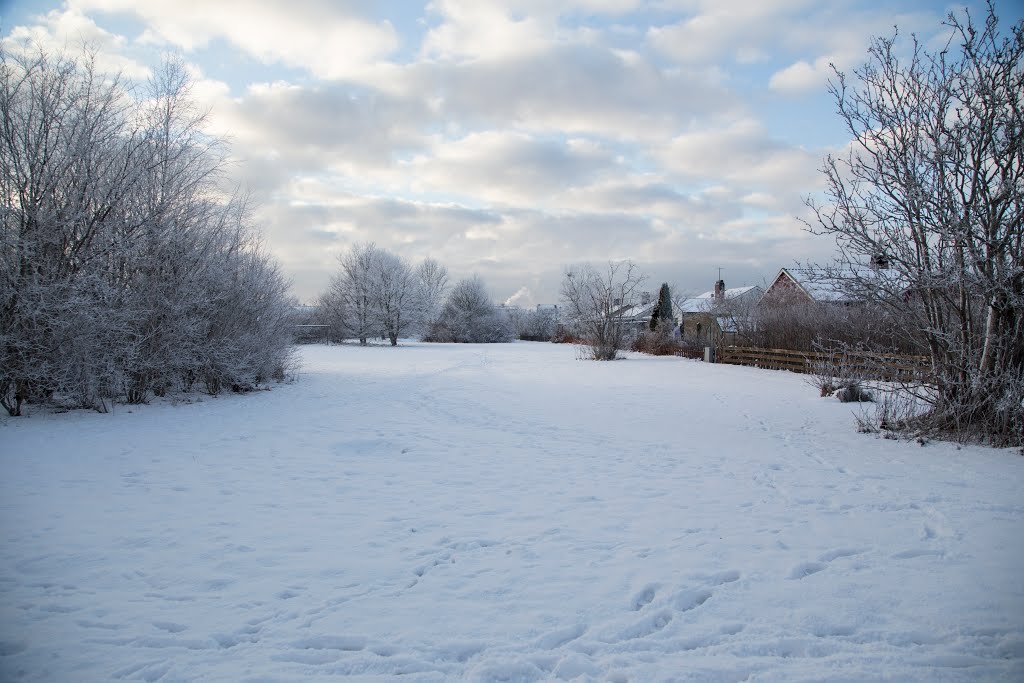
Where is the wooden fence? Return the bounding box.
[716,346,931,382]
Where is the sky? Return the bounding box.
[1,0,1019,306]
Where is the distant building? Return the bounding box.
[610,298,658,338]
[678,279,763,346]
[678,280,763,314]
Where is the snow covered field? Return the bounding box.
[1,342,1022,682]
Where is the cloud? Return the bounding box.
[422,0,551,61]
[430,43,739,140]
[3,8,151,79]
[403,131,618,206]
[422,0,643,61]
[655,118,823,203]
[647,0,819,64]
[769,58,830,93]
[68,0,398,79]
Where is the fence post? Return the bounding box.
[704,346,716,363]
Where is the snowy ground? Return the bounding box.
[1,342,1022,682]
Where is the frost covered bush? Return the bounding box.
[0,49,295,414]
[425,277,513,343]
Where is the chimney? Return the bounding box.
[714,279,725,303]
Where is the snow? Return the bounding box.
[2,342,1023,682]
[678,285,761,313]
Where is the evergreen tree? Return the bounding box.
[650,283,672,332]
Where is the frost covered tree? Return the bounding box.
[319,244,426,346]
[807,3,1024,445]
[520,307,559,341]
[371,250,418,346]
[560,261,647,360]
[323,243,381,345]
[426,277,513,343]
[0,48,295,415]
[415,257,449,334]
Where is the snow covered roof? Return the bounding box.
[613,302,656,321]
[678,285,762,313]
[761,267,905,304]
[790,270,852,303]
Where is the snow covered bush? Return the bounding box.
[518,307,559,341]
[0,49,295,414]
[425,277,513,343]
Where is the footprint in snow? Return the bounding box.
[630,583,659,611]
[788,562,827,579]
[790,548,865,580]
[674,589,712,612]
[617,610,673,640]
[292,635,367,651]
[535,624,587,650]
[152,621,187,633]
[703,569,741,586]
[892,549,945,560]
[817,548,863,563]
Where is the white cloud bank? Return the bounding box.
[2,0,961,302]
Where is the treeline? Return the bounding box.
[315,243,519,344]
[0,49,295,415]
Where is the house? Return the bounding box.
[610,291,658,338]
[678,280,763,345]
[759,268,856,305]
[759,266,909,306]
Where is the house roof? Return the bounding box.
[613,302,657,321]
[789,269,852,302]
[761,267,904,304]
[678,285,762,313]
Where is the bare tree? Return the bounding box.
[807,3,1023,445]
[560,261,647,360]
